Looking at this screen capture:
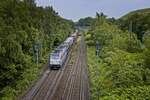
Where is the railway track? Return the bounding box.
[21,44,74,100]
[66,37,83,100]
[62,46,81,100]
[81,38,90,100]
[49,39,80,100]
[20,35,89,100]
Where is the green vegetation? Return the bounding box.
[86,12,150,99]
[118,8,150,41]
[0,0,74,99]
[75,17,95,27]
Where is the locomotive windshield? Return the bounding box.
[51,53,59,59]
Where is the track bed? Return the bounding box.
[20,36,89,100]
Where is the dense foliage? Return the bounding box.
[0,0,74,99]
[118,8,150,41]
[75,17,95,27]
[86,12,150,99]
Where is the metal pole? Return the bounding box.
[36,48,39,66]
[129,21,132,50]
[129,21,132,32]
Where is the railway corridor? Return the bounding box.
[20,36,90,100]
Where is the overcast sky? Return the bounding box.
[36,0,150,21]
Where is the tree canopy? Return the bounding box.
[0,0,74,99]
[86,11,150,99]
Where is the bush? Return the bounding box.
[86,17,150,99]
[144,48,150,68]
[102,86,150,100]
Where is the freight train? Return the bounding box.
[49,32,79,69]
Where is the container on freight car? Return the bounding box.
[70,33,78,41]
[64,37,74,46]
